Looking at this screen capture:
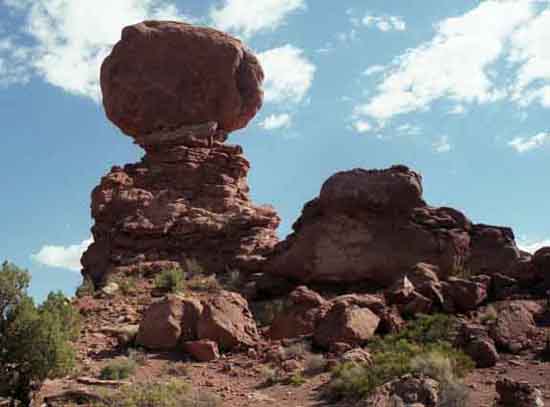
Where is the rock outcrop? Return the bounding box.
[265,166,524,286]
[81,22,279,285]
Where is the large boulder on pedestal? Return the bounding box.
[101,21,263,137]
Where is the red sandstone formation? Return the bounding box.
[82,22,278,285]
[101,21,264,137]
[264,165,526,285]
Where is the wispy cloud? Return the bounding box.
[353,0,544,126]
[259,113,292,130]
[210,0,305,38]
[1,0,190,100]
[362,14,406,32]
[508,132,550,153]
[352,120,372,133]
[32,237,93,272]
[517,238,550,253]
[258,44,316,104]
[433,135,452,153]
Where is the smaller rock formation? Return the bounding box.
[364,374,440,407]
[137,291,258,352]
[490,301,538,353]
[313,297,380,349]
[136,295,183,350]
[268,286,330,340]
[197,291,259,349]
[496,378,544,407]
[182,340,220,362]
[455,322,499,368]
[264,166,525,287]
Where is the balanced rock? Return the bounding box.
[101,21,263,137]
[82,22,279,285]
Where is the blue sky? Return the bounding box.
[1,0,550,300]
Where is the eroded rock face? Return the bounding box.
[101,21,263,137]
[264,165,525,286]
[82,21,278,284]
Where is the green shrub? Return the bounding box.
[304,354,327,375]
[117,277,137,296]
[92,380,221,407]
[100,359,137,380]
[286,371,306,386]
[0,261,78,405]
[154,267,185,293]
[327,314,474,402]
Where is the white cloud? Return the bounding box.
[210,0,305,38]
[448,104,466,115]
[258,44,316,104]
[0,37,32,86]
[363,65,385,76]
[1,0,188,100]
[363,15,406,32]
[518,239,550,253]
[508,132,550,153]
[32,237,93,272]
[509,8,550,107]
[354,0,534,124]
[397,123,421,136]
[353,120,372,133]
[433,135,452,153]
[259,113,292,130]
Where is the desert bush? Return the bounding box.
[162,361,190,377]
[286,371,306,386]
[116,276,137,296]
[76,277,96,297]
[127,348,147,366]
[326,314,473,401]
[0,261,78,405]
[186,274,222,293]
[282,342,309,360]
[304,354,327,375]
[93,380,221,407]
[100,359,137,380]
[258,364,284,386]
[154,267,185,293]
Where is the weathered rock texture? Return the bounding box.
[101,21,264,137]
[265,166,524,285]
[82,22,278,284]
